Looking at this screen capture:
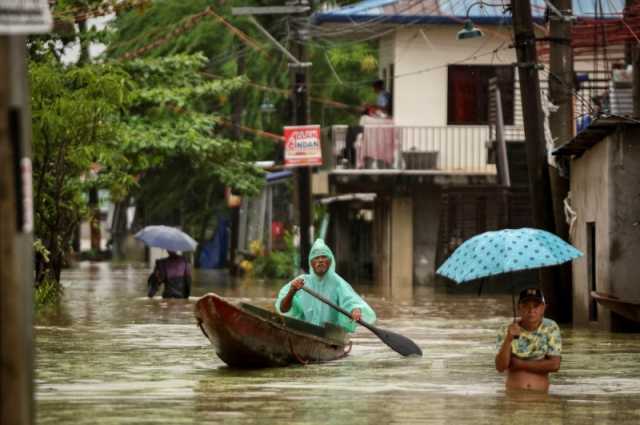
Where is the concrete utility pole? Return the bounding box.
[290,20,312,272]
[548,0,573,322]
[1,5,50,422]
[228,47,246,276]
[0,36,35,425]
[233,3,312,272]
[634,46,640,117]
[510,0,558,313]
[625,0,636,65]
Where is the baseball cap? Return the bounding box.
[518,288,546,304]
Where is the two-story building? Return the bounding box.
[312,0,621,297]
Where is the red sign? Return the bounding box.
[284,125,322,167]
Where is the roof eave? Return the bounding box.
[311,14,546,26]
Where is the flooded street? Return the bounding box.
[36,263,640,424]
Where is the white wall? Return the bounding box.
[391,25,517,127]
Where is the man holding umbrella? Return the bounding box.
[495,288,562,392]
[436,228,578,391]
[134,225,197,299]
[148,251,191,299]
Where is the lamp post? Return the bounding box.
[456,1,494,40]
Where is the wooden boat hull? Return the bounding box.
[591,291,640,323]
[194,293,351,368]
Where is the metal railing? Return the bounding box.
[329,124,496,173]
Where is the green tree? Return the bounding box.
[30,58,131,285]
[119,53,264,239]
[105,0,379,137]
[30,52,263,286]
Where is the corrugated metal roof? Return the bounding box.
[314,0,624,25]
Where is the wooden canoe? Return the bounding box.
[591,291,640,323]
[194,292,351,368]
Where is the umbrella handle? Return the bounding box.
[511,290,520,339]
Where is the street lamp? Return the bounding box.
[456,19,484,40]
[456,1,492,41]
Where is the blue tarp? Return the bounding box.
[199,216,229,269]
[266,170,293,183]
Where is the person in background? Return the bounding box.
[148,251,191,299]
[495,288,562,392]
[367,79,392,117]
[276,239,376,332]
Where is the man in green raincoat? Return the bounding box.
[276,239,376,332]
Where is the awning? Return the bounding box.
[266,170,293,183]
[553,116,640,157]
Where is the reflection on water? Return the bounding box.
[35,263,640,424]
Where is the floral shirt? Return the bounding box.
[496,318,562,360]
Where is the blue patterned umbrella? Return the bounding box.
[134,225,198,252]
[436,228,582,284]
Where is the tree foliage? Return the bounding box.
[30,58,131,284]
[105,0,379,137]
[118,53,264,237]
[30,51,262,285]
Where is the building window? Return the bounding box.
[447,65,514,125]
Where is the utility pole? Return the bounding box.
[625,0,636,65]
[548,0,573,322]
[228,45,246,276]
[510,0,558,313]
[634,46,640,117]
[233,2,312,272]
[1,6,50,423]
[290,15,312,272]
[0,35,35,425]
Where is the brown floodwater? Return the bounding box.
[35,262,640,424]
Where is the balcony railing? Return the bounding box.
[328,125,497,173]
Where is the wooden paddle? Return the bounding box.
[300,286,423,357]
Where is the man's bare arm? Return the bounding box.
[495,335,514,372]
[510,356,561,374]
[279,278,304,313]
[495,323,521,372]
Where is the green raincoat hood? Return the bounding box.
[308,238,336,278]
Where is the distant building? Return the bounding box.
[311,0,624,296]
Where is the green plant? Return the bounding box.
[250,231,296,279]
[34,275,63,308]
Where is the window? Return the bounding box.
[447,65,514,125]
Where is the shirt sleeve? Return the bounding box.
[335,279,376,332]
[546,322,562,356]
[377,93,389,108]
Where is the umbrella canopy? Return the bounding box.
[134,225,198,252]
[436,228,582,284]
